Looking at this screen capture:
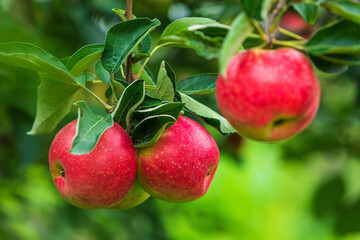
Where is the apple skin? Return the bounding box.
[137,116,219,203]
[49,120,137,209]
[109,180,150,210]
[216,48,320,142]
[280,9,313,38]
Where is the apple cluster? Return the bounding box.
[49,116,219,209]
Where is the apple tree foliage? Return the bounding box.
[0,0,359,154]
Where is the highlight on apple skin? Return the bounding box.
[49,120,138,209]
[137,116,220,203]
[216,48,320,142]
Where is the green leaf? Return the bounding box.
[159,17,224,59]
[321,0,360,25]
[306,19,360,55]
[66,44,103,77]
[69,101,113,155]
[112,79,145,129]
[310,55,348,74]
[138,95,163,109]
[133,114,176,148]
[95,61,110,84]
[0,42,76,84]
[77,72,96,86]
[132,52,150,64]
[101,18,160,73]
[293,3,319,25]
[141,35,152,53]
[159,17,217,44]
[179,92,236,135]
[240,0,266,21]
[27,75,80,135]
[112,8,128,21]
[220,13,253,77]
[133,102,185,125]
[155,61,176,101]
[315,53,360,65]
[105,81,126,100]
[187,23,229,37]
[176,74,217,95]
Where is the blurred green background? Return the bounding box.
[1,0,360,239]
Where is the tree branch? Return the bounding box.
[125,0,134,83]
[266,0,287,48]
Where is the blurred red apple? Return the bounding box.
[137,116,219,202]
[49,120,137,209]
[280,9,313,38]
[216,48,320,141]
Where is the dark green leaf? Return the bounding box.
[240,0,265,21]
[293,3,319,25]
[155,61,176,101]
[61,56,70,65]
[306,20,360,55]
[159,17,224,59]
[138,95,163,109]
[133,52,150,64]
[187,23,229,37]
[318,53,360,65]
[179,92,236,135]
[133,114,176,148]
[176,74,217,95]
[159,17,217,44]
[112,79,145,129]
[69,101,113,155]
[66,44,103,77]
[101,18,160,73]
[310,55,348,74]
[141,35,152,53]
[220,13,253,77]
[133,102,185,125]
[0,42,76,84]
[321,0,360,25]
[27,75,80,135]
[95,61,110,84]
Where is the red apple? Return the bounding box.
[109,180,150,210]
[216,48,320,142]
[280,9,313,38]
[49,120,137,209]
[137,116,219,203]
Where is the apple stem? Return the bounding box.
[266,0,287,47]
[110,72,118,102]
[277,27,305,40]
[125,0,134,84]
[250,20,267,41]
[76,83,113,110]
[272,40,305,50]
[135,42,178,79]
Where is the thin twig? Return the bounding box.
[125,0,134,83]
[266,0,286,47]
[76,83,112,110]
[277,26,305,40]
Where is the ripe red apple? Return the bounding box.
[109,180,150,210]
[137,116,219,203]
[49,120,137,209]
[216,48,320,142]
